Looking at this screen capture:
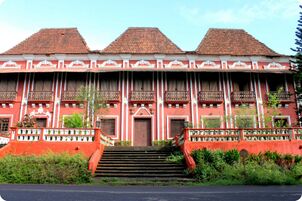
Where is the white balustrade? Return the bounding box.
[0,137,9,144]
[189,129,240,142]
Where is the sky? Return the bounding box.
[0,0,301,55]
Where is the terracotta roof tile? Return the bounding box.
[196,28,280,56]
[3,28,90,54]
[102,27,183,54]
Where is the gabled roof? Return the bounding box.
[102,27,183,54]
[3,28,90,55]
[196,28,280,56]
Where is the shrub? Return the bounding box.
[63,114,83,128]
[264,151,281,162]
[224,149,240,165]
[244,161,294,185]
[167,151,184,164]
[190,149,302,185]
[0,153,91,184]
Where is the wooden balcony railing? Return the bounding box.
[267,91,291,102]
[130,91,155,102]
[61,91,82,101]
[165,91,189,103]
[198,91,224,103]
[231,91,256,103]
[97,91,120,102]
[28,91,53,101]
[0,91,17,101]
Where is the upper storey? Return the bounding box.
[0,27,291,73]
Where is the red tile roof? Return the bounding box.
[3,28,90,55]
[196,28,280,56]
[102,27,183,54]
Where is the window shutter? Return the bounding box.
[170,119,185,137]
[101,119,116,136]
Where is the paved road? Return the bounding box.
[0,184,301,201]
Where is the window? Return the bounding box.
[203,117,221,128]
[273,117,289,128]
[233,74,250,91]
[99,73,118,91]
[235,116,254,128]
[201,73,219,91]
[167,73,186,91]
[0,118,9,133]
[66,73,86,91]
[34,73,52,91]
[268,75,285,92]
[35,118,47,128]
[0,74,17,92]
[133,73,152,91]
[170,119,185,137]
[100,119,116,136]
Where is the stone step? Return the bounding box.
[100,158,168,162]
[103,152,170,155]
[95,169,185,174]
[98,163,185,167]
[97,166,184,170]
[105,146,172,151]
[101,155,169,159]
[94,173,187,178]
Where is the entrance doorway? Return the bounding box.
[134,118,151,146]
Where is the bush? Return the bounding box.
[0,154,91,184]
[167,151,184,164]
[224,149,240,165]
[63,114,83,128]
[191,149,302,185]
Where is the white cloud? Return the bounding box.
[179,0,301,25]
[0,0,5,6]
[0,22,32,53]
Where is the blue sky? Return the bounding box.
[0,0,301,55]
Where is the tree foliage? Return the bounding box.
[63,113,83,128]
[76,85,107,128]
[292,5,302,124]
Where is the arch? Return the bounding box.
[264,62,286,70]
[228,61,251,69]
[197,60,220,69]
[0,60,21,69]
[65,60,89,68]
[131,60,155,68]
[164,60,188,68]
[34,60,56,68]
[98,60,122,68]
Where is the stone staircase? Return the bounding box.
[95,146,189,179]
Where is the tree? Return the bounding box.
[63,113,83,128]
[292,5,302,125]
[76,85,107,128]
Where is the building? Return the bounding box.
[0,27,296,146]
